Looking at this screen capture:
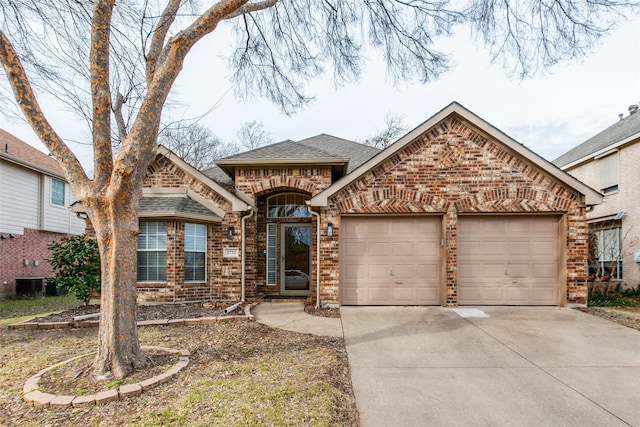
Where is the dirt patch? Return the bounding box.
[25,301,242,324]
[575,307,640,332]
[38,350,179,396]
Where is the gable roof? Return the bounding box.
[157,145,253,212]
[310,102,603,207]
[215,134,380,176]
[553,111,640,169]
[0,128,65,178]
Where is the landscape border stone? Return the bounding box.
[22,346,191,407]
[8,303,256,330]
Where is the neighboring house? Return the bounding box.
[115,102,600,307]
[554,103,640,288]
[0,129,85,298]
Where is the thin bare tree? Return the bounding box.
[0,0,637,379]
[360,113,408,149]
[159,122,238,169]
[236,120,273,151]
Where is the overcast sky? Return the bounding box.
[1,13,639,169]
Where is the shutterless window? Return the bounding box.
[267,193,311,218]
[137,221,167,282]
[51,178,65,206]
[596,227,622,279]
[185,223,207,282]
[599,152,619,194]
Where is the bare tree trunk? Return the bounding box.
[89,184,147,380]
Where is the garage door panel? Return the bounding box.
[458,216,560,306]
[341,216,441,305]
[507,241,531,256]
[533,241,556,256]
[393,242,415,256]
[342,264,366,279]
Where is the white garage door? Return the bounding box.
[458,216,561,305]
[340,216,441,305]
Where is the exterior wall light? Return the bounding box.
[327,222,333,237]
[227,226,235,240]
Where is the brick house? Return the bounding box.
[0,129,85,298]
[554,103,640,289]
[130,102,601,307]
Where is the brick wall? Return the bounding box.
[0,228,70,297]
[135,157,244,303]
[234,167,332,203]
[319,116,589,306]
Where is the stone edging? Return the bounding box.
[9,304,255,330]
[23,346,190,408]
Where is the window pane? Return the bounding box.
[51,179,65,206]
[137,221,167,282]
[266,193,311,218]
[184,223,206,281]
[599,153,619,190]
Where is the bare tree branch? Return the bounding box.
[0,30,88,191]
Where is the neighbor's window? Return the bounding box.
[184,223,206,282]
[137,221,167,282]
[51,178,65,206]
[594,227,623,280]
[599,152,619,194]
[267,193,311,218]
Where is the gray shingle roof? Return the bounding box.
[218,134,380,173]
[553,111,640,168]
[139,196,221,221]
[201,165,235,191]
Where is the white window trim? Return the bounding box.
[51,178,66,207]
[137,221,168,283]
[184,223,207,283]
[266,223,277,286]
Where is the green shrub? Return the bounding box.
[47,234,101,305]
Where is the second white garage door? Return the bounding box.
[340,216,441,305]
[458,215,561,306]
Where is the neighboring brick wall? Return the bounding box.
[0,228,70,297]
[320,116,589,306]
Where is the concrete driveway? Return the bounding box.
[341,306,640,427]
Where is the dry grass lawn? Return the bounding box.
[0,297,358,426]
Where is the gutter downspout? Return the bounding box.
[240,207,255,302]
[306,202,321,310]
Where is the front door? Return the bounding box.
[281,224,311,295]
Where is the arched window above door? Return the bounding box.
[267,193,311,218]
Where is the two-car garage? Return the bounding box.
[340,215,562,306]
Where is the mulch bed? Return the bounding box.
[25,301,243,324]
[304,304,341,318]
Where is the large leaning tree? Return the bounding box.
[0,0,637,379]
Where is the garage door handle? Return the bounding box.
[395,281,403,284]
[504,269,510,276]
[390,270,395,276]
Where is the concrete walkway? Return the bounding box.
[341,306,640,427]
[252,302,343,338]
